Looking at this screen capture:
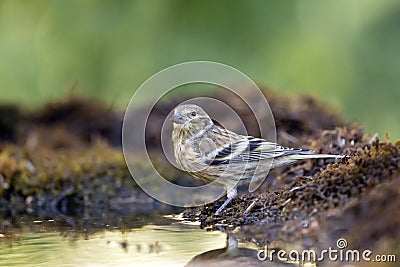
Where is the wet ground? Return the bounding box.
[1,90,399,266]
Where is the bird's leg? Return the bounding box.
[215,187,237,215]
[226,233,238,251]
[215,198,232,215]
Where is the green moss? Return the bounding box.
[0,141,127,198]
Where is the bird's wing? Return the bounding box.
[207,136,311,165]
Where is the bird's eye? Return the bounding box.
[191,111,197,117]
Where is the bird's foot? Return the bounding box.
[215,196,233,215]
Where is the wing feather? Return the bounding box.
[207,136,313,165]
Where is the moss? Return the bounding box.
[0,97,183,217]
[0,141,127,208]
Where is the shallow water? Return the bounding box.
[0,215,228,267]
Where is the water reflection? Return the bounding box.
[186,234,296,267]
[0,215,229,267]
[0,214,303,266]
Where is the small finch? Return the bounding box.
[171,104,343,215]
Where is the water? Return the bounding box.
[0,215,228,267]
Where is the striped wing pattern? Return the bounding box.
[207,137,312,165]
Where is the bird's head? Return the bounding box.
[171,104,213,137]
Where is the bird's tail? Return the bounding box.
[289,153,344,160]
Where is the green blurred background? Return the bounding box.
[0,0,399,139]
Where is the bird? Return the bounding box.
[171,104,343,215]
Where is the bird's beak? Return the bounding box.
[171,114,185,124]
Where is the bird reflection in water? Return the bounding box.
[186,233,296,267]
